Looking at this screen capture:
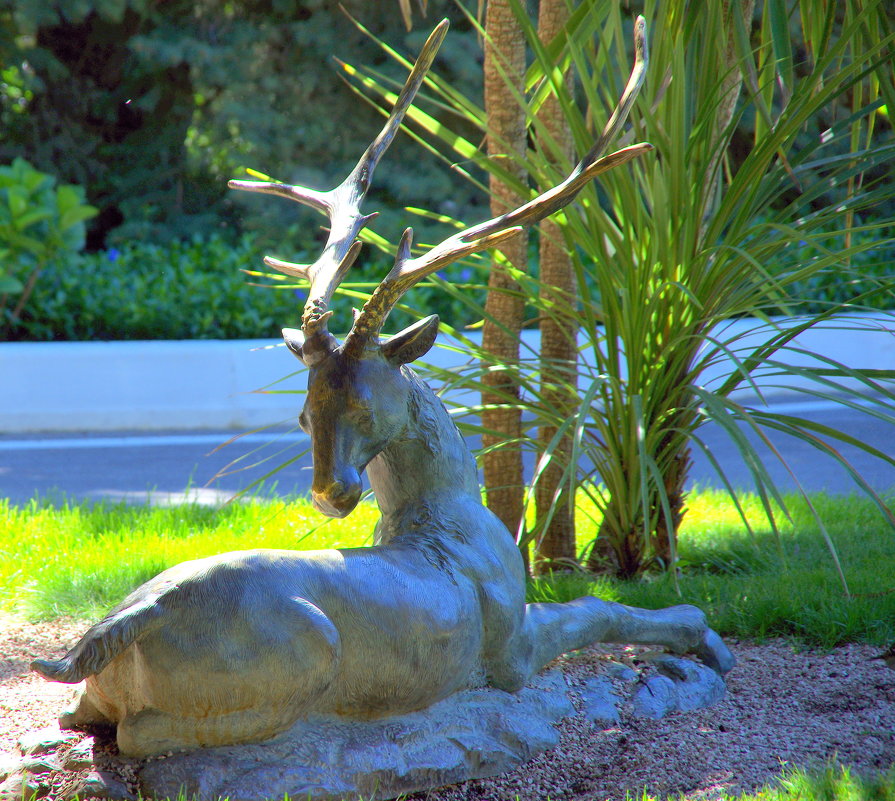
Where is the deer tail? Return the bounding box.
[31,596,165,683]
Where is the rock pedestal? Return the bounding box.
[139,671,573,801]
[138,656,725,801]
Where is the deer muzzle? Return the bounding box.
[311,474,363,518]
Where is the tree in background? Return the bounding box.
[533,0,578,572]
[1,1,197,247]
[480,0,529,545]
[0,0,479,249]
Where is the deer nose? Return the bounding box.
[312,475,362,518]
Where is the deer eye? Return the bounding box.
[347,406,372,427]
[344,398,374,429]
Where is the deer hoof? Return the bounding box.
[694,628,736,676]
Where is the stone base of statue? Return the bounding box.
[139,671,574,801]
[1,654,726,801]
[140,655,726,801]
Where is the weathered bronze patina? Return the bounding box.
[32,18,734,760]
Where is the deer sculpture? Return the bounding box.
[32,18,734,759]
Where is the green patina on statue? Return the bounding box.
[32,18,734,761]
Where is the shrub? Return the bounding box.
[0,158,96,336]
[7,234,293,341]
[766,225,895,314]
[6,232,482,341]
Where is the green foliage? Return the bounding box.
[0,157,96,333]
[0,0,483,249]
[4,231,482,341]
[767,225,895,314]
[5,233,297,341]
[350,0,895,580]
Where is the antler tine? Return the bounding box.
[347,16,651,346]
[225,181,331,216]
[349,19,449,194]
[582,15,648,169]
[228,19,449,339]
[347,225,524,346]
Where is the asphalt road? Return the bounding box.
[1,397,893,507]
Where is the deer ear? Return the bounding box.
[282,328,306,362]
[382,315,439,365]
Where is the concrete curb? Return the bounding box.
[1,339,302,433]
[2,314,892,433]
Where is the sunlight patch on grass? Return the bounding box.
[0,496,378,620]
[548,489,895,648]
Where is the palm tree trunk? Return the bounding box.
[533,0,578,574]
[481,0,529,550]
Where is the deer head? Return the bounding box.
[229,18,650,519]
[281,314,440,517]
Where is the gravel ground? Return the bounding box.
[2,613,894,800]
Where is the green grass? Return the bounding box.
[632,763,895,801]
[761,764,895,801]
[1,489,894,649]
[0,495,374,621]
[531,487,895,649]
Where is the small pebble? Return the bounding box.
[17,727,78,757]
[61,738,95,771]
[81,770,137,800]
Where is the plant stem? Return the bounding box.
[10,264,44,323]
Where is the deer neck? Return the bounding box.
[366,367,480,522]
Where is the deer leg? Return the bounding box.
[58,688,113,729]
[115,704,306,758]
[489,597,734,691]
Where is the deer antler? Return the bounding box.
[228,20,449,357]
[345,15,651,351]
[231,15,650,360]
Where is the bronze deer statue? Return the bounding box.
[32,19,734,759]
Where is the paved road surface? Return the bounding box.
[0,430,311,506]
[1,398,893,507]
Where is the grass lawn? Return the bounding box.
[533,487,895,648]
[0,495,375,621]
[637,764,895,801]
[1,487,893,645]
